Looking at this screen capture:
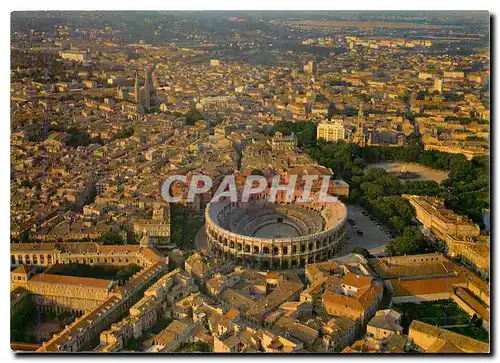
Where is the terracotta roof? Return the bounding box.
[266,271,279,279]
[12,264,31,275]
[341,273,373,289]
[139,246,165,263]
[153,319,191,347]
[222,334,241,349]
[29,273,112,289]
[97,245,140,253]
[368,309,403,333]
[225,307,240,320]
[11,343,41,352]
[273,315,319,344]
[390,275,465,297]
[455,286,489,322]
[427,339,463,353]
[323,290,364,312]
[409,320,489,353]
[58,242,99,253]
[323,279,383,314]
[11,243,58,252]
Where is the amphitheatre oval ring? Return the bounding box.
[204,192,348,270]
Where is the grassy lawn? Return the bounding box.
[11,300,75,343]
[395,300,471,331]
[394,300,489,342]
[447,326,489,342]
[170,204,204,250]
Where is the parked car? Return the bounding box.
[356,230,364,236]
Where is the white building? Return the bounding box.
[317,118,346,142]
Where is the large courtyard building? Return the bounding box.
[404,195,480,240]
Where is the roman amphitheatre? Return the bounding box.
[205,192,348,270]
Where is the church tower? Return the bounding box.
[152,65,160,90]
[134,71,140,104]
[354,103,367,147]
[144,69,152,110]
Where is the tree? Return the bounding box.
[361,182,384,200]
[20,230,31,244]
[450,154,476,183]
[185,103,203,125]
[126,231,138,244]
[97,231,123,245]
[388,216,406,234]
[471,313,483,328]
[115,264,141,284]
[385,226,429,256]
